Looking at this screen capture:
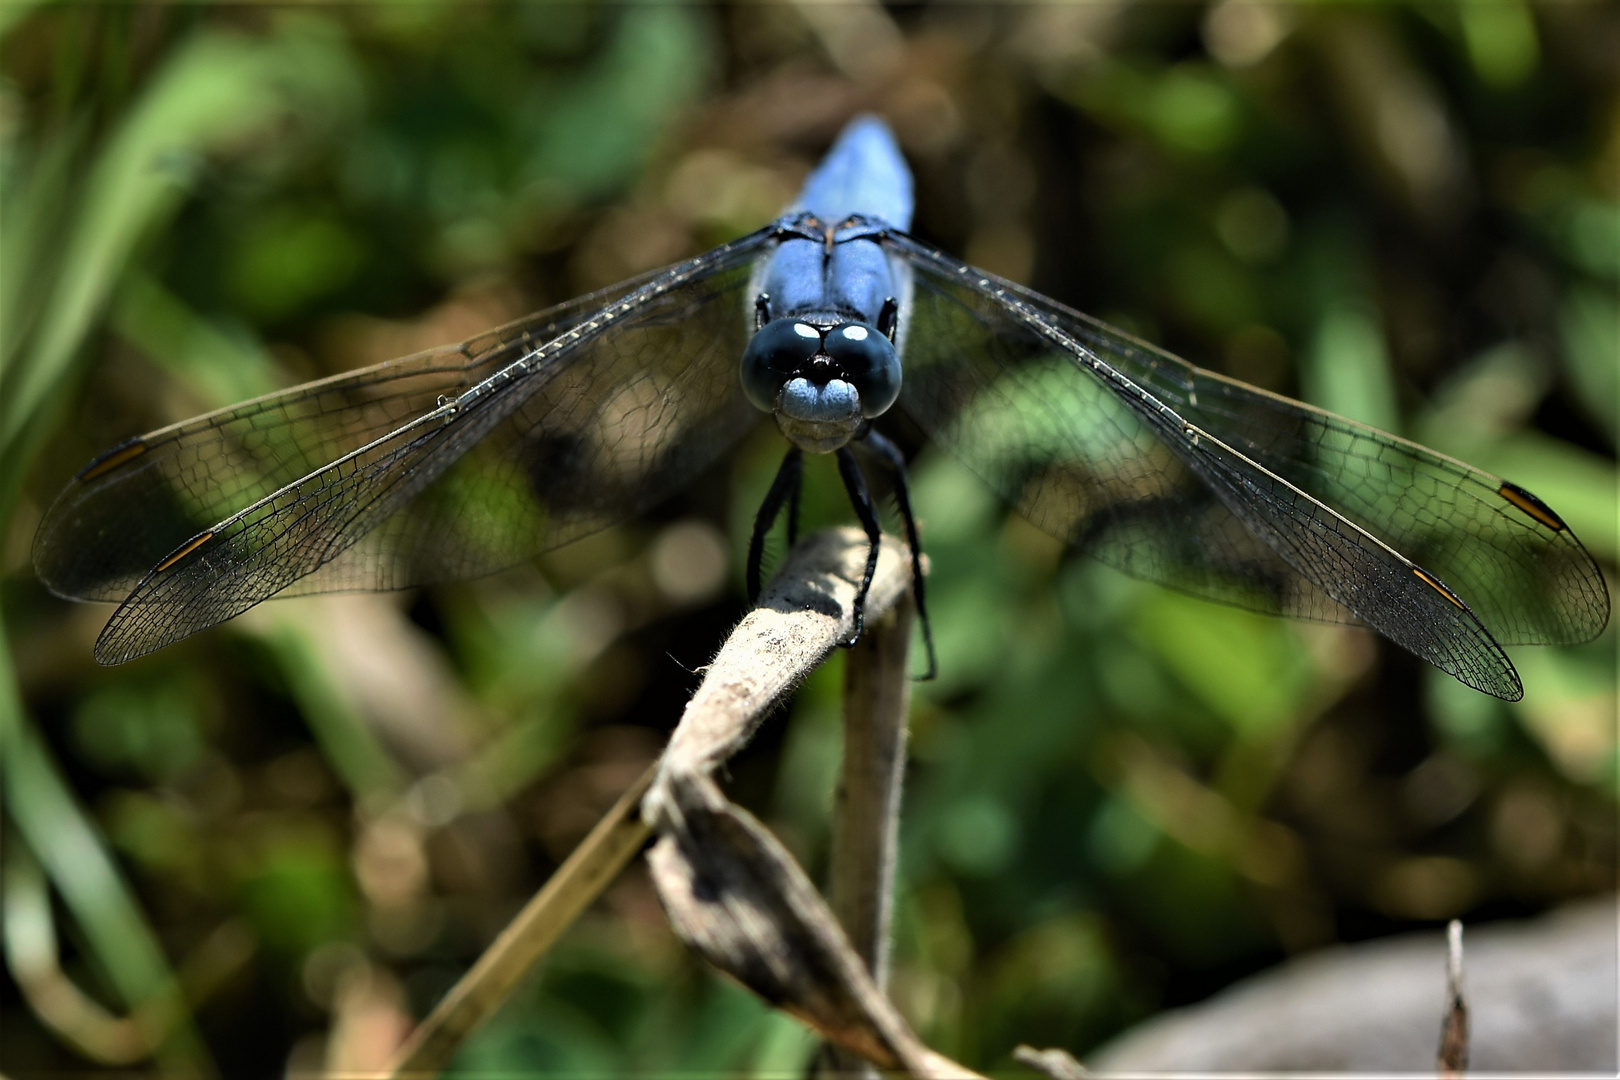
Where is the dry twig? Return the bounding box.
[820,595,914,1078]
[645,528,982,1077]
[384,763,655,1077]
[388,528,980,1078]
[1438,918,1469,1078]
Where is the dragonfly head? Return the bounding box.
[742,316,900,453]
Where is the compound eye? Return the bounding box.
[741,320,823,412]
[823,322,900,417]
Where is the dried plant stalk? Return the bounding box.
[388,529,978,1079]
[831,595,915,982]
[643,529,914,822]
[645,528,982,1078]
[1438,919,1469,1078]
[384,764,655,1078]
[821,595,914,1078]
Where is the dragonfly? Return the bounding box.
[34,116,1609,700]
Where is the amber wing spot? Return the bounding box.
[155,532,215,573]
[1498,481,1566,531]
[78,439,148,481]
[1414,566,1469,612]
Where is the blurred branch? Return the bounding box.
[384,759,656,1078]
[1438,919,1468,1078]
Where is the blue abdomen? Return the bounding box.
[793,116,913,231]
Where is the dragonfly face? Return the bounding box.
[741,204,911,457]
[33,115,1608,697]
[740,314,901,453]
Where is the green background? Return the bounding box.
[2,2,1614,1075]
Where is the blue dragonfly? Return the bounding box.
[34,117,1609,698]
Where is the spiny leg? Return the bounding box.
[785,461,803,547]
[860,429,937,680]
[747,448,803,605]
[835,445,882,649]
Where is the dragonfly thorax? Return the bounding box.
[741,315,900,454]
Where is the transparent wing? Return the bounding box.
[39,228,776,663]
[35,268,669,602]
[1036,298,1607,650]
[887,235,1606,699]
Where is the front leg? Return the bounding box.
[859,429,936,680]
[747,448,804,604]
[835,446,882,648]
[785,461,803,547]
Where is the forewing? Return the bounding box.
[888,235,1528,699]
[34,271,664,602]
[293,248,767,596]
[1027,294,1609,649]
[890,240,1350,623]
[78,229,774,663]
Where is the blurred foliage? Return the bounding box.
[2,2,1615,1076]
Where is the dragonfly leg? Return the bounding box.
[877,296,898,341]
[785,460,803,547]
[860,429,937,680]
[747,448,803,605]
[835,446,882,649]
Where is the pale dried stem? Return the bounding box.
[822,595,914,1078]
[645,528,982,1078]
[1438,918,1469,1078]
[831,595,915,983]
[643,529,914,827]
[386,529,976,1079]
[383,764,654,1078]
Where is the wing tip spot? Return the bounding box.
[156,531,215,573]
[79,439,148,481]
[1413,565,1469,612]
[1499,481,1566,531]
